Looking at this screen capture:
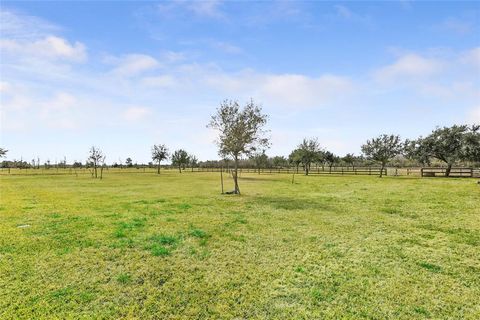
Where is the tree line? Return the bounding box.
[1,100,479,187]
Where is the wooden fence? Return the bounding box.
[0,166,478,178]
[421,167,475,178]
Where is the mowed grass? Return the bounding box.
[0,171,479,319]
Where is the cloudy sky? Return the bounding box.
[1,1,479,164]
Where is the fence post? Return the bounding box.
[420,168,423,177]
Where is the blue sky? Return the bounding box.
[1,1,479,164]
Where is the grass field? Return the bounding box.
[0,172,479,319]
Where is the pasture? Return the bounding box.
[0,172,479,319]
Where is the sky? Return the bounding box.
[1,1,479,164]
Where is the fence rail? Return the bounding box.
[421,167,474,178]
[1,166,478,178]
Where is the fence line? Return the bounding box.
[1,166,478,177]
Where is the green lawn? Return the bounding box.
[0,172,479,319]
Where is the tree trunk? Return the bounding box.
[157,161,160,174]
[445,163,452,177]
[94,162,97,178]
[178,165,182,173]
[305,163,309,176]
[234,157,240,194]
[379,164,385,178]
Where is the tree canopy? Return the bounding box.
[171,149,190,173]
[361,134,403,177]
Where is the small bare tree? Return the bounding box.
[189,154,198,172]
[208,99,269,194]
[88,146,105,178]
[151,144,169,174]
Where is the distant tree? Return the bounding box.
[171,149,190,173]
[415,125,477,176]
[0,148,7,158]
[463,125,480,164]
[272,156,288,168]
[207,99,270,194]
[297,138,322,175]
[189,155,198,172]
[73,161,83,168]
[324,151,339,173]
[151,144,169,174]
[88,146,105,178]
[125,157,133,167]
[288,149,303,173]
[250,150,268,174]
[361,134,403,177]
[342,153,356,169]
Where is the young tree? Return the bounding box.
[416,125,476,176]
[250,150,268,174]
[125,157,133,167]
[88,146,105,178]
[73,161,82,168]
[189,154,198,172]
[361,134,403,177]
[288,149,303,173]
[151,144,169,174]
[207,99,270,194]
[297,138,322,175]
[342,153,356,170]
[171,149,190,173]
[323,151,339,173]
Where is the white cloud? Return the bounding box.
[205,71,353,109]
[0,9,60,40]
[260,74,352,109]
[39,92,78,129]
[109,54,159,76]
[122,107,151,122]
[1,36,87,62]
[374,53,443,82]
